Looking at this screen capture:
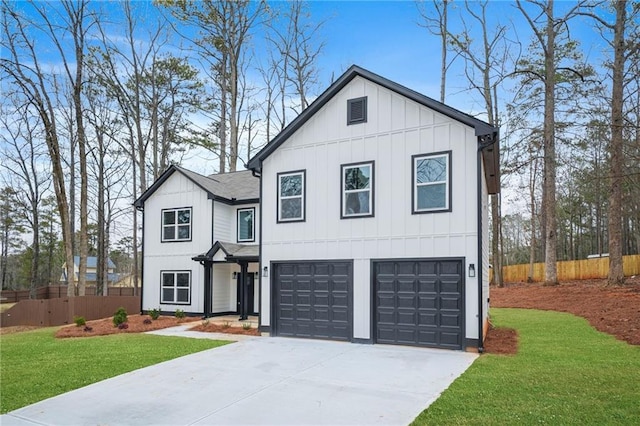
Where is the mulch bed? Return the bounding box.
[55,315,200,338]
[190,322,260,336]
[489,276,640,353]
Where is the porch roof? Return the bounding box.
[192,241,259,263]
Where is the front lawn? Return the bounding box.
[0,328,229,413]
[413,308,640,425]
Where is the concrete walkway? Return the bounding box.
[1,328,477,426]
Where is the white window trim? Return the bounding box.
[341,161,374,218]
[413,152,451,213]
[160,270,191,305]
[161,207,192,242]
[237,207,255,242]
[277,170,305,222]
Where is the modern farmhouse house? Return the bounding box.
[137,65,499,352]
[247,65,499,351]
[134,166,260,319]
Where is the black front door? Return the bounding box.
[237,272,255,315]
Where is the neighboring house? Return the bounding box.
[247,65,499,351]
[60,256,119,285]
[134,167,259,319]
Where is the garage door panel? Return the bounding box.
[375,259,463,350]
[274,261,352,342]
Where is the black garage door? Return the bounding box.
[273,261,352,341]
[374,259,464,350]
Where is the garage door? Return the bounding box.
[374,259,464,350]
[273,261,352,341]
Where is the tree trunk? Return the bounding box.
[607,0,626,285]
[543,0,558,285]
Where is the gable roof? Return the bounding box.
[134,165,259,208]
[247,64,500,193]
[193,241,259,263]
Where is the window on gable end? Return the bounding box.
[412,151,452,214]
[277,170,305,223]
[347,97,367,125]
[341,161,374,218]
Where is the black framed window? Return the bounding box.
[277,170,305,222]
[160,271,191,304]
[237,207,255,242]
[162,207,192,242]
[341,161,374,218]
[412,151,452,213]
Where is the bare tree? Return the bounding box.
[417,0,452,103]
[0,0,93,297]
[445,0,511,286]
[161,0,267,172]
[0,98,51,298]
[514,0,594,285]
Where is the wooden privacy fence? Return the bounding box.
[0,296,141,327]
[0,285,136,303]
[492,254,640,283]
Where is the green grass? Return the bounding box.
[0,303,15,313]
[413,308,640,425]
[0,328,229,413]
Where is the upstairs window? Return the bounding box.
[162,207,192,242]
[277,170,305,222]
[342,161,374,218]
[237,208,255,242]
[347,97,367,125]
[161,271,191,304]
[412,152,451,213]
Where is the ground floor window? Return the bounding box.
[161,271,191,304]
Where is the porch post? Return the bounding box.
[203,261,212,318]
[239,261,249,320]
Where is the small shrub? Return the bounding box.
[175,309,185,319]
[74,316,86,327]
[222,320,231,329]
[242,322,252,330]
[149,308,160,320]
[143,318,152,325]
[83,325,93,332]
[201,318,210,327]
[117,322,129,330]
[113,307,128,327]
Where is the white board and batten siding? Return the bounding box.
[142,172,212,314]
[213,201,261,245]
[259,76,485,341]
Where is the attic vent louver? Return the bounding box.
[347,97,367,125]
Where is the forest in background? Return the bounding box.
[1,0,638,296]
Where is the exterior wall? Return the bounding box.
[259,76,481,341]
[214,201,260,245]
[212,262,260,314]
[142,172,212,314]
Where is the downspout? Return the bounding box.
[135,204,144,314]
[251,166,263,331]
[476,132,497,353]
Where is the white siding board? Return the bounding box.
[259,76,484,343]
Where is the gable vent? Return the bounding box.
[347,97,367,125]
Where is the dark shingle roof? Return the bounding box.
[193,241,259,262]
[134,166,259,208]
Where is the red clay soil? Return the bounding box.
[490,276,640,347]
[483,327,518,355]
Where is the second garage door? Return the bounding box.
[273,261,352,341]
[374,259,464,350]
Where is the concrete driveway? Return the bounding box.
[1,335,476,425]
